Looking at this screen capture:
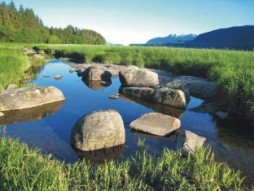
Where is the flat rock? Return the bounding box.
[0,86,65,111]
[166,76,216,99]
[82,66,112,82]
[119,65,159,87]
[130,112,181,136]
[120,86,190,109]
[177,130,206,155]
[71,110,125,151]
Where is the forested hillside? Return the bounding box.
[0,2,106,44]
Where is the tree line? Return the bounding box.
[0,2,106,44]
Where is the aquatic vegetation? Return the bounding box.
[35,44,254,127]
[0,135,248,191]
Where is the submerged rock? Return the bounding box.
[54,75,62,80]
[120,86,190,109]
[71,110,125,151]
[0,86,65,111]
[130,113,181,136]
[166,76,216,99]
[177,130,206,155]
[82,66,112,82]
[119,65,159,88]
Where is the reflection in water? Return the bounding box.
[120,95,185,118]
[74,145,125,164]
[2,60,254,184]
[0,101,64,125]
[131,129,179,141]
[82,78,112,90]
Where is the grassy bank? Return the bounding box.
[0,44,47,90]
[35,44,254,127]
[0,135,248,191]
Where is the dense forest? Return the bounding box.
[0,2,106,44]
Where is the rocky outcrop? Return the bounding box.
[119,66,159,88]
[120,86,190,109]
[166,76,216,99]
[0,86,65,111]
[177,131,206,155]
[71,110,125,151]
[130,113,181,136]
[82,66,112,82]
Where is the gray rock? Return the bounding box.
[71,110,125,151]
[6,84,18,90]
[0,86,65,111]
[120,87,155,101]
[177,131,206,155]
[33,54,44,59]
[82,66,112,82]
[54,75,62,80]
[130,113,181,136]
[153,87,190,109]
[108,94,120,99]
[120,86,190,109]
[166,76,216,99]
[119,65,159,87]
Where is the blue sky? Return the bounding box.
[3,0,254,44]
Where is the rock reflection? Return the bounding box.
[0,101,64,125]
[82,78,111,90]
[74,145,125,164]
[120,95,185,118]
[131,129,179,141]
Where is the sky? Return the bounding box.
[3,0,254,45]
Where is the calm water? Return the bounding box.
[1,60,254,181]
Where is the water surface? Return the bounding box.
[1,60,254,182]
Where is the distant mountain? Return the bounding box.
[185,26,254,50]
[146,34,197,45]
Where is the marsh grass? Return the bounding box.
[0,44,48,90]
[35,44,254,127]
[0,134,249,191]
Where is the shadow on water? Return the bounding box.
[1,59,254,183]
[82,78,112,90]
[0,101,64,125]
[119,94,185,118]
[74,145,125,164]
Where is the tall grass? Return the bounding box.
[0,135,248,191]
[35,44,254,127]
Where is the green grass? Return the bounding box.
[0,134,249,191]
[0,44,48,90]
[35,44,254,127]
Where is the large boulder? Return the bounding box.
[82,66,112,82]
[177,131,206,155]
[153,87,190,109]
[130,113,181,136]
[119,66,159,87]
[71,110,125,151]
[166,76,216,99]
[0,86,65,111]
[120,86,190,109]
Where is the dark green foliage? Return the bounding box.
[0,2,106,44]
